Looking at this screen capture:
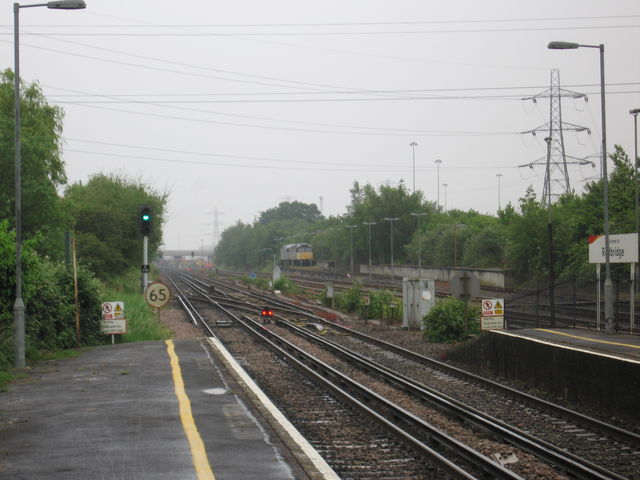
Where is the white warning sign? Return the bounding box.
[481,298,504,317]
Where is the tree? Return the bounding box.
[64,174,167,279]
[0,70,68,259]
[258,201,322,225]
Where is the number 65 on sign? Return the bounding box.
[144,281,171,309]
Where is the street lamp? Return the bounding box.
[363,221,376,278]
[345,225,357,275]
[442,183,448,212]
[410,141,417,194]
[13,0,87,368]
[548,40,613,333]
[496,173,503,211]
[435,159,442,209]
[410,212,427,269]
[383,217,399,280]
[631,108,640,265]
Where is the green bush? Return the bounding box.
[0,221,104,371]
[335,282,362,313]
[423,297,480,343]
[274,276,298,294]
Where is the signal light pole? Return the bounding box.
[139,205,152,291]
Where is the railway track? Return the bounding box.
[165,270,639,479]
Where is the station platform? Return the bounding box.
[0,338,338,480]
[497,327,640,363]
[447,327,640,421]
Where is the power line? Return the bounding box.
[4,23,640,36]
[60,100,518,136]
[13,14,640,28]
[64,140,519,172]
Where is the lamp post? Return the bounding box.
[548,40,613,333]
[631,108,640,271]
[410,141,417,194]
[345,225,357,275]
[410,212,427,269]
[435,159,442,209]
[13,0,86,368]
[496,173,503,211]
[363,221,376,278]
[383,217,399,280]
[442,183,448,212]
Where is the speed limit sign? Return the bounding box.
[144,281,171,309]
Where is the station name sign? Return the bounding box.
[588,233,638,264]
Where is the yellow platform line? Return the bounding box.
[166,340,216,480]
[536,329,640,350]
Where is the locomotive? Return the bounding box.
[279,243,314,266]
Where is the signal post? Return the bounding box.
[139,204,152,292]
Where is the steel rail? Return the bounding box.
[170,270,640,446]
[211,304,522,480]
[277,318,628,480]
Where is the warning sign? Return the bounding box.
[481,316,504,330]
[102,301,125,320]
[100,318,127,335]
[482,298,504,317]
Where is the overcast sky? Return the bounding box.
[2,0,639,250]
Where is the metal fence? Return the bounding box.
[504,276,638,333]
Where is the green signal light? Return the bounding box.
[142,214,150,221]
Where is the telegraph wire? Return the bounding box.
[6,23,640,36]
[15,14,640,28]
[59,100,517,137]
[64,140,519,172]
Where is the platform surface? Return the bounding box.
[500,328,640,362]
[0,339,316,480]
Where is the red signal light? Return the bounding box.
[268,310,273,316]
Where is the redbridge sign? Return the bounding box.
[588,233,638,264]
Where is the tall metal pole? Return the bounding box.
[631,108,639,331]
[545,137,556,327]
[345,225,357,275]
[363,221,376,278]
[442,183,448,212]
[410,141,417,194]
[631,108,640,272]
[598,44,614,335]
[142,235,149,290]
[384,218,399,280]
[435,159,442,210]
[410,213,427,269]
[13,2,25,368]
[12,0,87,369]
[496,173,503,211]
[548,41,613,333]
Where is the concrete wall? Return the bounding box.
[446,331,639,420]
[361,265,505,288]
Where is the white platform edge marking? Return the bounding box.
[493,330,640,365]
[206,336,341,480]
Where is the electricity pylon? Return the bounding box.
[520,69,594,206]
